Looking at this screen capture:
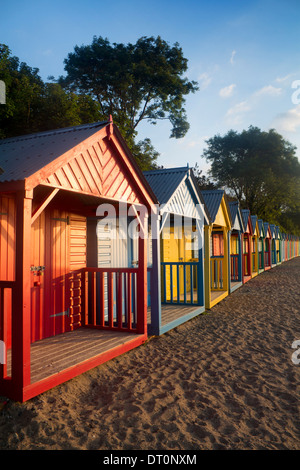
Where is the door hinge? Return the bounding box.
[51,216,70,225]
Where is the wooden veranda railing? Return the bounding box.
[210,256,224,290]
[230,254,239,281]
[252,252,257,272]
[264,251,271,267]
[161,261,202,305]
[81,267,139,332]
[259,250,264,269]
[243,253,251,276]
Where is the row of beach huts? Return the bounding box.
[0,119,299,402]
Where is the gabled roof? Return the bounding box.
[250,215,258,233]
[0,121,109,183]
[0,120,158,209]
[263,222,271,237]
[143,166,188,204]
[228,201,244,231]
[257,219,265,237]
[143,166,210,222]
[200,189,231,226]
[241,209,253,234]
[269,224,276,238]
[275,225,282,239]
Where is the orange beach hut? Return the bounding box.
[0,120,156,402]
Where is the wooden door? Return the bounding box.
[44,210,70,337]
[97,217,133,322]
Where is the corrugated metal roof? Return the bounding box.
[257,219,265,237]
[228,201,238,222]
[200,190,224,223]
[143,166,211,222]
[250,214,258,232]
[269,224,276,237]
[241,209,250,230]
[275,225,281,238]
[143,167,188,204]
[263,222,270,237]
[0,121,109,182]
[229,201,244,231]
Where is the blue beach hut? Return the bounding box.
[144,166,210,336]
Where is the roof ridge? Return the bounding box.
[200,189,224,193]
[0,121,109,145]
[143,166,189,175]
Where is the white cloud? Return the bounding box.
[225,101,251,125]
[178,136,209,148]
[273,105,300,133]
[275,74,295,83]
[230,50,237,65]
[226,101,251,116]
[219,84,236,98]
[254,85,282,97]
[198,72,212,90]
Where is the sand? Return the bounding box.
[0,257,299,451]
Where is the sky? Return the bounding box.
[1,0,300,173]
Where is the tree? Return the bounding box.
[0,44,44,138]
[193,163,217,190]
[0,44,102,139]
[59,35,198,167]
[202,126,300,234]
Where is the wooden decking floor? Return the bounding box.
[230,281,241,290]
[211,290,227,302]
[7,328,143,384]
[147,303,203,327]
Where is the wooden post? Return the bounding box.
[248,234,252,277]
[238,231,243,281]
[137,211,147,334]
[204,225,211,309]
[149,212,161,335]
[227,230,231,291]
[241,233,245,280]
[223,228,228,291]
[256,235,259,271]
[12,190,32,399]
[196,219,204,307]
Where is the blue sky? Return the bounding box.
[1,0,300,172]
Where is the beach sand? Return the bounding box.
[0,257,299,450]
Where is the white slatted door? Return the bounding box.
[97,218,130,322]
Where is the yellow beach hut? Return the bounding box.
[200,190,232,309]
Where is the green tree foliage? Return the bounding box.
[0,44,103,139]
[202,126,300,234]
[59,35,198,168]
[193,163,217,190]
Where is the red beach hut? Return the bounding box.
[263,222,272,270]
[241,209,253,283]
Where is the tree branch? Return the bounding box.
[133,90,152,129]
